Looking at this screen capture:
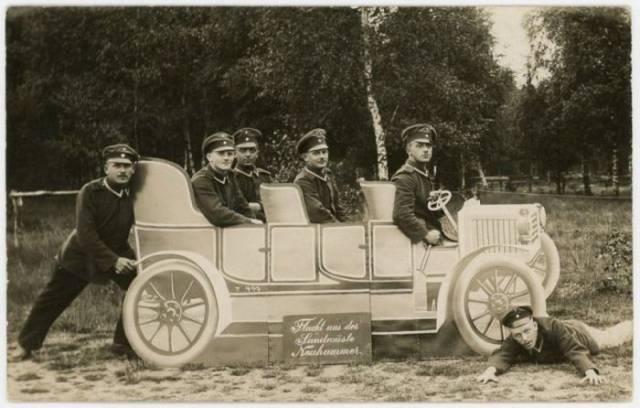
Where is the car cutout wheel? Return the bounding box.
[528,232,561,298]
[452,255,546,355]
[123,259,218,367]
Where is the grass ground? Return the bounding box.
[5,190,633,401]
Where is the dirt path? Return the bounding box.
[6,332,632,402]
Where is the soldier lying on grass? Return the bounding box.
[476,306,632,386]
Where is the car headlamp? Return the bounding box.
[536,204,547,229]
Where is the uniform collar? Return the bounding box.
[304,166,329,182]
[405,160,430,178]
[532,332,544,353]
[208,165,227,184]
[234,164,257,178]
[524,329,544,355]
[102,178,129,198]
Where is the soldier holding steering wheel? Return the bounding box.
[392,123,445,245]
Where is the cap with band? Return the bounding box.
[501,305,533,328]
[297,128,329,154]
[102,144,139,164]
[401,123,437,146]
[233,128,262,148]
[202,132,234,155]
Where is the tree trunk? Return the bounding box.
[476,161,488,188]
[582,158,592,195]
[528,162,533,193]
[460,152,466,190]
[360,7,388,180]
[612,147,619,196]
[133,79,139,151]
[133,9,140,151]
[201,87,210,168]
[181,92,195,175]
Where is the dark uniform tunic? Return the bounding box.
[19,178,136,351]
[192,165,254,227]
[58,179,136,283]
[294,167,347,223]
[391,160,443,243]
[233,164,272,221]
[488,317,600,375]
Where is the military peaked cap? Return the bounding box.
[297,128,329,154]
[401,123,437,146]
[233,128,262,148]
[202,132,234,155]
[102,144,139,164]
[501,305,533,328]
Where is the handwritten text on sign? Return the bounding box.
[283,313,371,364]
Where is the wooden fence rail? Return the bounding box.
[9,189,80,248]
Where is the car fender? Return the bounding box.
[437,244,529,322]
[136,250,232,336]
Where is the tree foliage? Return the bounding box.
[7,6,530,192]
[523,7,631,193]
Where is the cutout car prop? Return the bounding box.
[124,158,560,367]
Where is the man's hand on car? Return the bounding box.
[424,229,441,245]
[115,257,136,274]
[428,190,441,201]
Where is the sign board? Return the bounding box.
[282,312,372,364]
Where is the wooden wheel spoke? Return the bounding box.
[482,317,495,335]
[471,310,491,322]
[139,317,160,326]
[509,291,529,301]
[180,279,196,305]
[182,314,204,326]
[491,270,500,292]
[148,322,164,343]
[167,325,173,352]
[137,304,161,312]
[176,322,193,343]
[467,298,489,305]
[182,300,205,310]
[474,278,494,296]
[148,282,167,301]
[170,272,176,300]
[500,324,505,341]
[501,273,517,294]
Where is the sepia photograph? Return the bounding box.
[2,0,634,403]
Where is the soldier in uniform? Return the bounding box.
[192,132,263,227]
[294,128,347,223]
[232,127,272,221]
[16,144,140,360]
[476,306,633,385]
[392,123,443,245]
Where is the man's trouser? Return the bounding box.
[565,319,633,354]
[18,264,135,351]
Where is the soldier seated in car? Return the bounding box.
[232,127,272,221]
[192,132,263,227]
[294,128,347,223]
[392,123,443,245]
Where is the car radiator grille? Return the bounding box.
[471,213,539,253]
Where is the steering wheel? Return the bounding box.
[427,190,452,211]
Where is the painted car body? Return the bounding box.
[125,158,558,367]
